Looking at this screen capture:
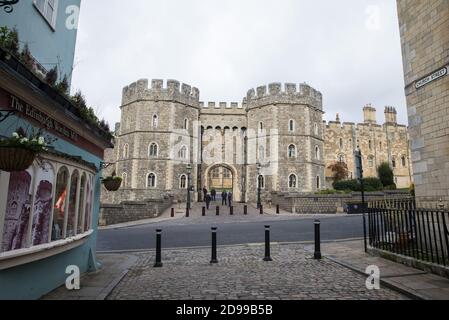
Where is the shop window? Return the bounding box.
[77,173,86,234]
[66,170,79,238]
[83,176,93,232]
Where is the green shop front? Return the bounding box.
[0,48,113,299]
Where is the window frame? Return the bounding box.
[33,0,59,30]
[288,144,297,159]
[149,142,159,158]
[147,173,157,189]
[288,174,298,189]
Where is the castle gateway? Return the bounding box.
[102,79,412,205]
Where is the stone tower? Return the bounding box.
[245,83,325,201]
[363,104,377,124]
[384,106,397,125]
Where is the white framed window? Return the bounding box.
[368,156,374,168]
[288,174,297,189]
[184,118,189,130]
[147,173,157,188]
[149,143,158,158]
[178,145,188,160]
[0,157,95,255]
[33,0,59,30]
[179,174,187,189]
[288,144,297,159]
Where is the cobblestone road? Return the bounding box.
[108,243,406,300]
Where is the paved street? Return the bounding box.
[107,243,406,300]
[97,203,364,252]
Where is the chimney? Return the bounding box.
[384,106,398,125]
[363,104,377,124]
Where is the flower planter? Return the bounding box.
[103,178,122,192]
[0,147,36,172]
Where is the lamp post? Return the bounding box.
[355,146,367,253]
[186,163,192,210]
[257,162,262,209]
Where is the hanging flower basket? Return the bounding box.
[103,175,122,192]
[0,128,49,172]
[0,146,36,172]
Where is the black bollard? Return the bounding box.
[244,205,248,215]
[186,207,190,218]
[230,206,234,215]
[154,229,163,268]
[314,220,322,260]
[216,206,220,216]
[171,208,175,218]
[260,205,264,215]
[211,227,218,264]
[264,225,273,262]
[276,205,280,214]
[202,207,206,217]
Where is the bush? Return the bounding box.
[377,162,394,187]
[0,26,19,56]
[384,184,397,191]
[333,178,383,192]
[45,66,58,86]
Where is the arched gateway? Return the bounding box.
[203,164,243,202]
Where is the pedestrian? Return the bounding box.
[211,189,216,201]
[202,187,208,202]
[222,190,227,206]
[205,193,212,210]
[228,191,233,208]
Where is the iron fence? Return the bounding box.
[367,200,449,267]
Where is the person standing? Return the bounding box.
[222,190,227,206]
[228,191,233,208]
[205,193,212,210]
[211,189,216,201]
[202,187,208,202]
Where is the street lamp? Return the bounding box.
[186,163,192,210]
[257,162,262,209]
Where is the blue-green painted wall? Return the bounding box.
[0,0,81,85]
[0,115,103,300]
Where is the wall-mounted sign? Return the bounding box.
[415,66,448,90]
[10,95,79,141]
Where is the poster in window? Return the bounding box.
[31,163,54,246]
[1,168,34,252]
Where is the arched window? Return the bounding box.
[392,157,397,168]
[179,174,187,189]
[259,145,265,161]
[288,144,297,158]
[289,174,297,188]
[368,156,374,168]
[314,123,319,135]
[149,143,158,157]
[147,173,156,188]
[212,168,220,178]
[179,146,188,159]
[289,119,295,132]
[315,146,321,160]
[402,156,407,167]
[316,176,321,189]
[121,173,127,188]
[152,114,158,128]
[123,144,129,159]
[184,118,189,130]
[223,168,231,179]
[258,175,265,189]
[53,167,69,241]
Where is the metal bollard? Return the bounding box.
[211,227,218,264]
[264,225,273,262]
[171,208,175,218]
[314,220,322,260]
[216,206,220,216]
[154,229,163,268]
[230,206,234,215]
[186,207,190,218]
[244,205,248,215]
[276,205,280,214]
[260,205,264,215]
[202,207,206,216]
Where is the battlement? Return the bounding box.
[246,82,323,110]
[200,101,245,109]
[122,79,200,107]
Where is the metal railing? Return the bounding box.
[367,200,449,266]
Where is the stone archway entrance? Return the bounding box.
[204,164,241,202]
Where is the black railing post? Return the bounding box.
[276,205,280,214]
[216,206,220,216]
[260,205,264,215]
[202,206,206,217]
[230,206,234,215]
[314,220,322,260]
[211,227,218,264]
[171,208,175,218]
[154,229,163,268]
[186,207,190,218]
[244,205,248,215]
[264,225,273,262]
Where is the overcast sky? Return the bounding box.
[71,0,408,127]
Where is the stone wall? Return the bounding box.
[271,190,412,214]
[99,196,173,226]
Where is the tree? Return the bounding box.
[377,162,395,187]
[56,75,70,95]
[328,161,349,183]
[20,43,34,70]
[0,26,19,56]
